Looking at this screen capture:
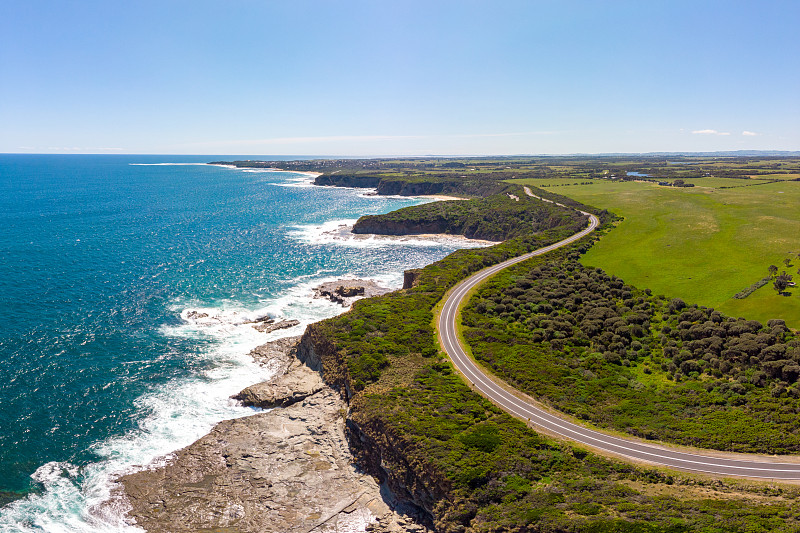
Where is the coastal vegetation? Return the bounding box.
[353,189,587,241]
[462,252,800,453]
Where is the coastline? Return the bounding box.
[0,158,472,530]
[292,219,499,248]
[107,169,478,531]
[118,336,430,533]
[110,167,501,531]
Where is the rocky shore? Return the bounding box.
[119,336,429,533]
[313,279,392,307]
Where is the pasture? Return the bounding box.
[512,177,800,328]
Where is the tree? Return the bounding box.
[768,264,778,277]
[673,179,685,187]
[784,257,793,268]
[774,271,793,295]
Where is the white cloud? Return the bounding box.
[691,129,730,136]
[742,130,758,136]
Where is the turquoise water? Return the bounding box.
[0,155,484,531]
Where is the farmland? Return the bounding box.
[511,176,800,328]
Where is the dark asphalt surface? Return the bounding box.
[438,200,800,479]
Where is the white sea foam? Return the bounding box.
[0,303,324,530]
[0,268,408,532]
[288,219,496,248]
[268,173,317,188]
[0,315,277,532]
[354,192,439,203]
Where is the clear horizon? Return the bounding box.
[3,150,800,158]
[2,1,798,155]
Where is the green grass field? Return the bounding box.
[512,178,800,328]
[533,176,773,188]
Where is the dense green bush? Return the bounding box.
[463,254,800,453]
[353,188,587,241]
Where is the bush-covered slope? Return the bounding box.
[353,190,587,241]
[463,254,800,453]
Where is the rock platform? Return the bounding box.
[119,337,428,533]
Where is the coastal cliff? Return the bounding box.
[313,173,508,197]
[294,324,446,526]
[115,204,798,532]
[353,217,463,239]
[115,183,611,531]
[115,159,800,533]
[119,337,431,533]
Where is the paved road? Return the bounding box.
[438,197,800,479]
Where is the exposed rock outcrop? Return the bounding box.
[314,279,391,307]
[252,318,300,333]
[245,336,301,369]
[232,357,325,409]
[402,269,422,290]
[120,388,388,533]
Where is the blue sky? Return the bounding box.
[1,0,798,155]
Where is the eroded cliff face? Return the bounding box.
[313,175,455,196]
[295,323,355,401]
[314,174,383,189]
[402,269,422,290]
[352,217,453,237]
[345,411,448,526]
[296,326,446,528]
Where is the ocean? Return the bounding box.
[0,155,485,531]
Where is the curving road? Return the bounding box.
[438,196,800,479]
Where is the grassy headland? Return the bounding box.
[353,188,587,241]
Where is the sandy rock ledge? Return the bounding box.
[118,337,428,533]
[233,356,325,409]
